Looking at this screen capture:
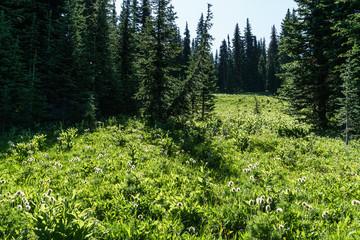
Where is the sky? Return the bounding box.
[115,0,298,52]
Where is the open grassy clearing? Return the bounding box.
[1,94,360,239]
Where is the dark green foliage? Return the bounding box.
[336,6,360,142]
[232,24,245,92]
[135,0,182,122]
[266,25,280,93]
[279,0,355,130]
[217,40,229,92]
[118,0,138,114]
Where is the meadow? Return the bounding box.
[1,94,360,239]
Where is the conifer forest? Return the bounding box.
[1,0,360,239]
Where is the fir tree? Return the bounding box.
[280,0,354,129]
[217,40,228,93]
[135,0,182,122]
[232,23,245,92]
[266,25,280,93]
[118,0,138,114]
[183,4,216,119]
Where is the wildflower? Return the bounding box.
[248,164,253,168]
[265,205,271,211]
[228,181,234,187]
[243,168,251,173]
[267,197,273,204]
[14,190,25,197]
[27,157,35,162]
[133,204,138,208]
[301,202,307,207]
[231,188,236,193]
[17,205,22,211]
[322,211,329,218]
[0,180,6,184]
[27,150,34,155]
[25,205,31,211]
[138,214,143,220]
[177,202,183,207]
[351,200,360,206]
[279,225,284,229]
[46,179,51,183]
[276,208,283,213]
[131,165,136,170]
[249,200,255,205]
[186,161,190,164]
[256,198,264,205]
[106,158,110,162]
[47,189,53,196]
[49,197,56,203]
[94,167,103,174]
[236,188,241,192]
[250,176,255,181]
[43,153,50,158]
[307,205,313,210]
[188,226,196,234]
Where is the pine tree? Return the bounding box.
[257,38,266,92]
[243,18,257,92]
[180,22,191,77]
[194,13,204,53]
[266,25,280,93]
[279,0,354,129]
[336,4,360,142]
[232,23,245,92]
[183,4,216,119]
[135,0,182,122]
[217,40,228,93]
[118,0,138,114]
[140,0,150,29]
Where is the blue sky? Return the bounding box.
[115,0,298,51]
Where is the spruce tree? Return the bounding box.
[135,0,182,122]
[266,25,280,93]
[183,4,216,119]
[279,0,354,129]
[217,40,228,93]
[119,0,138,114]
[336,4,360,142]
[243,18,257,92]
[232,23,245,92]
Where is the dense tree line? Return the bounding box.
[215,19,281,94]
[2,0,360,141]
[0,0,216,131]
[279,0,360,140]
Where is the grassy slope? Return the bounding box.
[1,94,360,239]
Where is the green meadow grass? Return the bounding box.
[1,94,360,239]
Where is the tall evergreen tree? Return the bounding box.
[232,23,245,92]
[217,40,228,92]
[335,3,360,141]
[118,0,139,114]
[186,4,217,118]
[243,18,257,91]
[266,25,280,93]
[280,0,355,129]
[181,22,191,77]
[135,0,181,121]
